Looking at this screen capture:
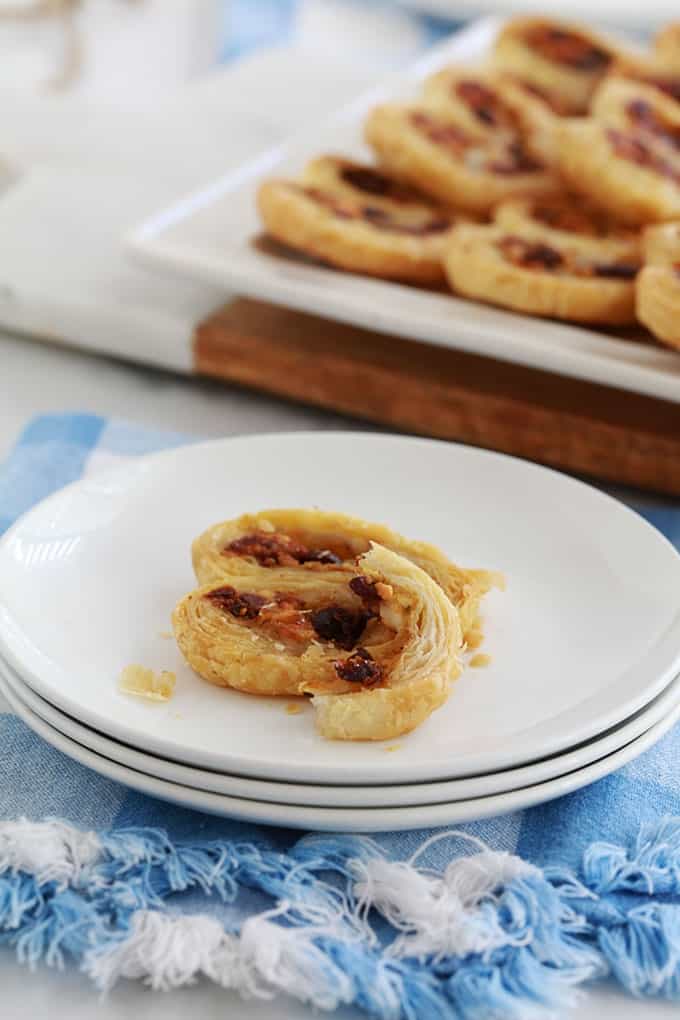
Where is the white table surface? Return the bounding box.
[0,28,675,1020]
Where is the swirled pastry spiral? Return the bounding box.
[556,106,680,225]
[173,543,462,741]
[364,103,557,214]
[493,196,640,262]
[604,54,680,106]
[444,223,639,324]
[492,17,630,114]
[192,508,499,648]
[590,76,680,132]
[420,66,559,167]
[257,156,460,283]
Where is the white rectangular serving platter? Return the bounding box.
[129,16,680,405]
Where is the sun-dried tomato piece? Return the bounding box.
[310,606,371,650]
[489,139,543,174]
[341,166,393,195]
[639,75,680,103]
[341,165,422,203]
[349,576,380,602]
[531,203,606,236]
[626,100,680,152]
[525,25,610,71]
[606,128,680,184]
[592,262,639,279]
[225,531,341,568]
[334,647,384,685]
[499,236,564,270]
[411,111,471,153]
[456,80,506,127]
[206,587,266,619]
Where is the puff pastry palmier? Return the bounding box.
[257,156,459,283]
[364,103,557,214]
[591,76,680,133]
[174,543,462,741]
[420,66,558,166]
[636,263,680,352]
[444,224,639,324]
[494,196,640,262]
[492,17,629,114]
[605,55,680,106]
[192,508,499,647]
[556,116,680,225]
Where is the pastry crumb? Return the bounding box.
[119,665,176,702]
[286,702,304,715]
[466,630,484,651]
[470,653,492,668]
[384,744,401,753]
[158,631,173,640]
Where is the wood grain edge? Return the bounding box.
[194,298,680,497]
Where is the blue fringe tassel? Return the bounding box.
[2,817,680,1016]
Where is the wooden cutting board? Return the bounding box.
[194,297,680,497]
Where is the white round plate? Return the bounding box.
[1,433,679,784]
[4,654,680,808]
[2,667,678,832]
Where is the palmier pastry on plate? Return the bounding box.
[493,196,640,262]
[257,155,460,283]
[364,103,557,214]
[590,76,680,131]
[421,65,559,168]
[636,262,680,352]
[192,508,499,648]
[492,16,630,114]
[444,223,639,324]
[556,108,680,225]
[174,544,462,741]
[605,55,680,106]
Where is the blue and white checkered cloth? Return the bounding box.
[2,412,680,1015]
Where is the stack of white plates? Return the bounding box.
[1,433,679,832]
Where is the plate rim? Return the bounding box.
[1,430,680,783]
[2,665,678,833]
[3,652,680,808]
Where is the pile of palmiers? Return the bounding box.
[257,16,680,351]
